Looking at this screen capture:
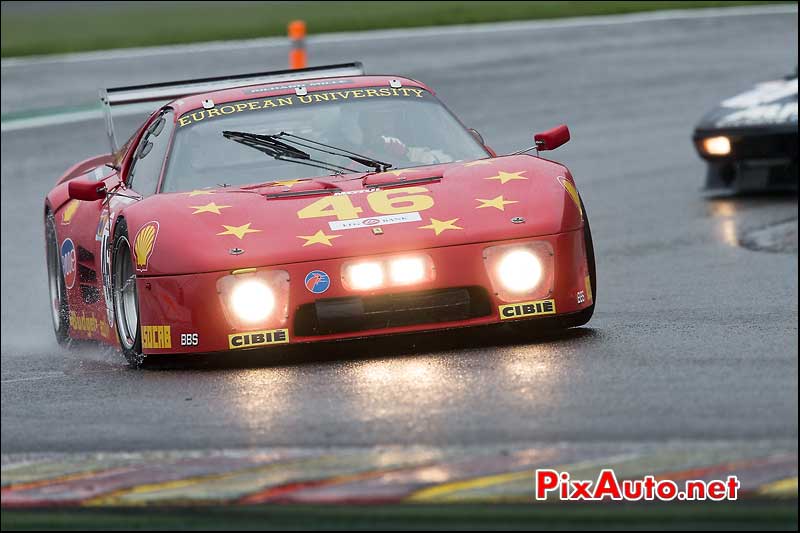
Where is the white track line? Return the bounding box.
[1,109,103,132]
[0,372,65,384]
[1,3,796,134]
[2,4,795,68]
[1,102,157,133]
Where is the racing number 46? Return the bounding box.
[297,187,435,221]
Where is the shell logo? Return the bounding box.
[61,200,80,225]
[134,221,159,272]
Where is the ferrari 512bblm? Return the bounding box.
[44,63,596,365]
[693,69,798,192]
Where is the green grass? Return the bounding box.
[1,1,792,58]
[1,502,797,530]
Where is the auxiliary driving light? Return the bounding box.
[343,253,434,291]
[701,136,731,156]
[389,256,427,286]
[483,242,554,302]
[345,261,385,291]
[230,279,274,323]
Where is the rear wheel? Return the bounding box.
[112,218,145,366]
[45,210,70,345]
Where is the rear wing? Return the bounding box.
[100,62,364,152]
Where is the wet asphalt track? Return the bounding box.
[1,7,797,454]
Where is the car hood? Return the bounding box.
[695,75,798,133]
[122,154,584,276]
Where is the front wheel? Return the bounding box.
[509,199,596,332]
[569,198,597,326]
[45,210,70,345]
[112,218,145,366]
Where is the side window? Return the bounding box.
[128,109,175,196]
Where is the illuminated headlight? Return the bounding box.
[496,250,542,293]
[217,269,289,329]
[343,254,434,291]
[230,279,274,323]
[483,242,554,301]
[701,136,731,156]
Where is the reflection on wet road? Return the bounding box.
[707,195,798,251]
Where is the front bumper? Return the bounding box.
[702,159,798,192]
[694,128,798,191]
[136,229,593,355]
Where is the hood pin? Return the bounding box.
[229,248,245,255]
[511,217,526,224]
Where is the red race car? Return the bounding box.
[44,63,596,366]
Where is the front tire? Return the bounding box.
[565,198,597,327]
[112,218,145,366]
[509,199,596,332]
[45,210,70,345]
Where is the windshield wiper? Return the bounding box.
[222,130,353,176]
[273,132,393,173]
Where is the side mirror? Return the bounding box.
[68,178,107,202]
[534,124,570,151]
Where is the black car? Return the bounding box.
[693,70,797,192]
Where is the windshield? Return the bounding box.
[161,86,488,192]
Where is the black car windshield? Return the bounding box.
[161,86,488,192]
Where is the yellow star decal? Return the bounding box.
[418,218,463,235]
[298,230,341,247]
[485,171,527,184]
[189,202,232,215]
[186,189,215,197]
[476,195,518,211]
[216,223,261,240]
[271,179,305,188]
[382,169,407,176]
[464,159,493,167]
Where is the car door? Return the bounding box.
[57,164,116,342]
[97,109,176,338]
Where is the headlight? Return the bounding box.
[230,279,274,323]
[701,136,731,156]
[342,253,434,291]
[496,250,542,293]
[483,242,554,302]
[217,269,289,329]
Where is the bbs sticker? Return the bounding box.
[180,333,199,346]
